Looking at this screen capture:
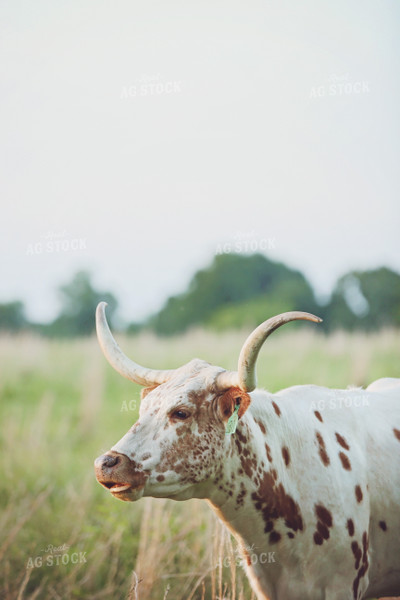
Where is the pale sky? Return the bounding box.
[1,0,399,324]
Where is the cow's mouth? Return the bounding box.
[97,478,146,501]
[102,482,132,493]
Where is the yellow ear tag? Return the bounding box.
[225,404,240,435]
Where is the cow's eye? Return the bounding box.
[171,409,190,420]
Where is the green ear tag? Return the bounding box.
[225,404,240,435]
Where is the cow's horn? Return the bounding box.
[216,311,322,392]
[96,302,174,386]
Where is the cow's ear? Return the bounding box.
[218,387,251,422]
[141,385,159,400]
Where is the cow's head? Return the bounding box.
[94,302,321,502]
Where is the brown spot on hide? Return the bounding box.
[281,446,290,466]
[352,532,369,599]
[235,427,257,478]
[271,401,281,417]
[313,504,333,546]
[264,520,273,533]
[351,541,362,569]
[362,531,368,553]
[255,419,267,435]
[156,474,165,482]
[355,485,363,503]
[394,428,400,441]
[239,445,258,479]
[251,471,303,533]
[335,432,350,450]
[265,443,273,462]
[287,532,294,539]
[236,427,249,445]
[236,485,247,508]
[314,532,323,545]
[317,521,330,540]
[314,410,323,422]
[315,431,330,466]
[339,452,352,470]
[347,519,355,536]
[315,504,333,527]
[269,531,281,544]
[379,520,387,531]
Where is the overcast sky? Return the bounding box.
[1,0,399,324]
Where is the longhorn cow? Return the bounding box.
[94,302,400,600]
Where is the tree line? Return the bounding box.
[1,254,400,336]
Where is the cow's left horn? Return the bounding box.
[96,302,174,386]
[216,311,322,392]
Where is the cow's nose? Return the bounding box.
[94,453,119,470]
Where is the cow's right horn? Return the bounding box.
[96,302,174,386]
[216,311,322,392]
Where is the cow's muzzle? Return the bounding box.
[94,450,148,502]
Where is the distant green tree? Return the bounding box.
[318,294,356,331]
[149,253,318,335]
[48,271,117,337]
[0,301,29,332]
[323,267,400,330]
[207,280,320,331]
[356,267,400,329]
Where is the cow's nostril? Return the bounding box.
[95,454,119,470]
[103,454,119,468]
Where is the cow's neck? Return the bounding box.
[205,395,300,559]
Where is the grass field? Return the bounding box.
[0,327,399,599]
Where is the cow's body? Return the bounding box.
[94,304,400,600]
[205,379,400,600]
